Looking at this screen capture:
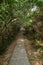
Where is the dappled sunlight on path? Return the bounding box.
[8,38,30,65]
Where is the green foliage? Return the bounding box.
[0,20,21,55]
[24,25,36,40]
[0,0,43,54]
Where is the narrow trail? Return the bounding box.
[8,29,30,65]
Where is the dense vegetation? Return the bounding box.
[0,0,43,54]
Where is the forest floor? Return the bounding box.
[24,38,43,65]
[8,38,30,65]
[0,32,19,65]
[0,30,43,65]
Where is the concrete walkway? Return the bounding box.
[8,38,30,65]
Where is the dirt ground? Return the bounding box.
[24,38,43,65]
[0,31,43,65]
[0,30,24,65]
[0,32,19,65]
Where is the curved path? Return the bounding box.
[8,30,30,65]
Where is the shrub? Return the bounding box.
[24,25,36,40]
[0,20,21,55]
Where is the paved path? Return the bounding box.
[8,38,30,65]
